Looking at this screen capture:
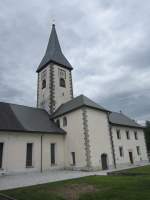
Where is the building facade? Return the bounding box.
[0,24,149,175]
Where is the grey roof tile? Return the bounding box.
[51,94,108,118]
[37,24,73,72]
[0,102,65,134]
[109,112,143,128]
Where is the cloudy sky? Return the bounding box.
[0,0,150,122]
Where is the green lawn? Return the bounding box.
[120,165,150,174]
[1,165,150,200]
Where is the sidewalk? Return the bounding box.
[0,163,149,191]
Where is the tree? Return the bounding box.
[144,121,150,152]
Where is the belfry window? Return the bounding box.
[60,78,66,88]
[42,79,46,89]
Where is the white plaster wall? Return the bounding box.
[53,64,72,109]
[0,132,65,174]
[87,108,114,170]
[54,109,87,169]
[112,126,149,166]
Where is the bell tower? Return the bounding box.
[36,24,73,114]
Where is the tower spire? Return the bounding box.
[36,24,73,72]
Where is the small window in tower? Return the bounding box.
[42,79,46,89]
[63,117,67,126]
[58,69,66,79]
[60,78,66,88]
[41,69,47,80]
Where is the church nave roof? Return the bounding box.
[0,102,66,134]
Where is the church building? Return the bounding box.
[0,24,148,174]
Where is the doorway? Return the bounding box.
[101,154,108,170]
[129,152,134,164]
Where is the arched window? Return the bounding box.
[60,78,66,88]
[56,119,60,128]
[42,79,46,89]
[63,116,67,126]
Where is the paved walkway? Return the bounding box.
[0,170,105,191]
[0,163,149,191]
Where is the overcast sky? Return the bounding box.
[0,0,150,122]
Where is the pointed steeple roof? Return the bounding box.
[37,24,73,72]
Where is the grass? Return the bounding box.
[120,165,150,174]
[1,165,150,200]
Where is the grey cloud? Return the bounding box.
[0,0,150,121]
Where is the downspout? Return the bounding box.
[41,135,43,173]
[107,113,116,169]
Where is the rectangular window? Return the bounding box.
[126,131,130,139]
[58,69,66,79]
[136,146,141,155]
[119,147,123,157]
[26,143,33,167]
[51,143,55,165]
[134,131,138,140]
[0,143,4,169]
[71,152,76,165]
[116,129,121,139]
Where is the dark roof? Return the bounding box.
[37,24,73,72]
[0,102,65,134]
[51,95,108,118]
[109,112,143,129]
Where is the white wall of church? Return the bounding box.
[0,132,65,175]
[87,108,114,170]
[111,126,149,167]
[54,109,87,170]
